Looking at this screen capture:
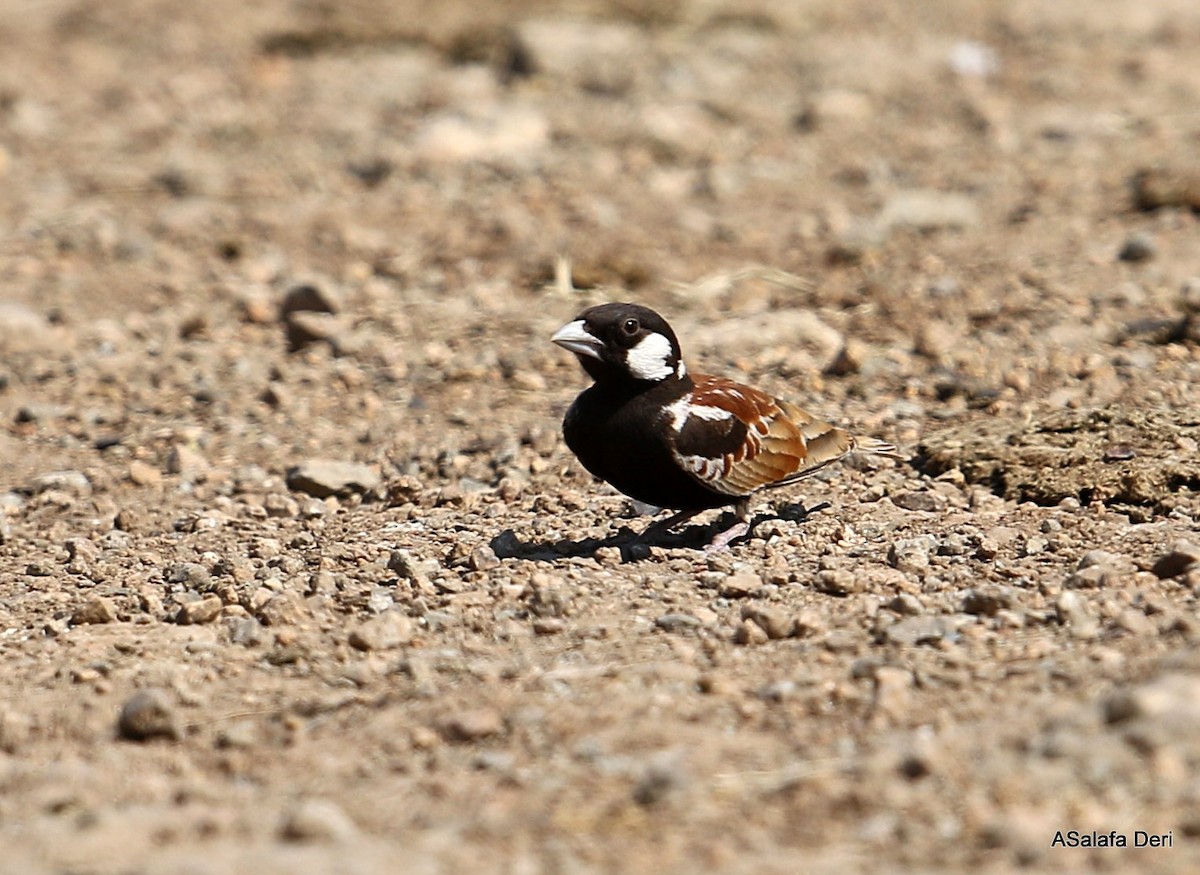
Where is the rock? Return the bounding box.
[438,708,504,742]
[348,611,414,651]
[1151,543,1200,579]
[286,460,381,499]
[71,595,117,625]
[888,537,935,573]
[284,311,353,352]
[166,444,208,478]
[117,688,181,742]
[256,591,309,626]
[280,282,341,319]
[876,190,980,234]
[732,618,769,646]
[167,562,212,590]
[28,470,91,496]
[655,613,702,633]
[1055,591,1099,639]
[794,89,873,131]
[413,105,550,166]
[1104,673,1200,726]
[890,490,946,512]
[870,665,913,723]
[389,550,435,593]
[1118,233,1156,263]
[813,568,862,595]
[128,459,162,486]
[882,616,955,646]
[961,586,1016,616]
[741,605,795,640]
[468,545,500,572]
[175,596,223,625]
[532,617,567,635]
[1131,165,1200,212]
[279,799,358,843]
[1114,607,1156,636]
[720,569,764,598]
[511,19,646,95]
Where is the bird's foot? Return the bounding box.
[704,521,750,552]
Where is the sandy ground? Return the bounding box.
[2,1,1200,872]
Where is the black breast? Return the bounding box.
[562,381,732,511]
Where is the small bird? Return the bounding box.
[551,302,897,549]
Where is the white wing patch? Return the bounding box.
[664,396,733,433]
[625,332,675,381]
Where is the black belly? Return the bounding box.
[562,384,732,511]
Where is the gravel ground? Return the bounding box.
[2,1,1200,873]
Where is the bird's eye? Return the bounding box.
[621,318,640,336]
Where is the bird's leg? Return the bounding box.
[705,499,752,552]
[633,508,705,544]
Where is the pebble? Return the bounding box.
[1151,543,1200,579]
[741,605,795,640]
[168,562,213,590]
[813,568,862,596]
[1113,607,1156,637]
[1117,233,1156,263]
[961,586,1016,616]
[655,613,703,633]
[28,470,91,496]
[279,798,358,844]
[468,545,500,572]
[175,596,223,625]
[71,595,117,625]
[117,688,181,742]
[128,459,162,486]
[876,190,980,234]
[279,282,341,319]
[165,444,208,478]
[882,616,955,646]
[438,708,505,742]
[348,611,414,651]
[720,569,764,598]
[888,537,935,573]
[256,591,309,626]
[389,550,435,594]
[732,618,769,646]
[870,665,913,723]
[286,460,382,499]
[891,490,946,512]
[1055,591,1099,639]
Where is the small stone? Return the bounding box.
[1151,543,1200,579]
[348,611,414,651]
[887,593,923,616]
[532,617,567,635]
[876,189,979,233]
[286,460,381,499]
[166,444,208,478]
[1118,233,1156,263]
[720,569,763,598]
[438,708,504,742]
[128,460,162,486]
[71,595,117,625]
[888,537,935,573]
[264,493,298,518]
[256,591,309,626]
[961,586,1016,616]
[29,470,91,496]
[389,550,434,593]
[741,605,795,640]
[732,618,769,646]
[175,596,223,626]
[891,490,945,512]
[279,799,358,844]
[1055,591,1098,639]
[814,568,862,595]
[1113,608,1156,637]
[655,613,702,633]
[285,311,350,352]
[280,282,341,319]
[870,665,913,723]
[468,545,500,572]
[883,616,954,646]
[117,688,181,742]
[1104,673,1200,728]
[593,546,622,566]
[167,562,212,590]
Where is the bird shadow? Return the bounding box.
[490,501,830,563]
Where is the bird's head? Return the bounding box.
[552,302,687,385]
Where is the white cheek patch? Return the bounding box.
[625,332,675,381]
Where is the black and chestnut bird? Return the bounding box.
[551,302,898,549]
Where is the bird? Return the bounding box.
[550,301,898,549]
